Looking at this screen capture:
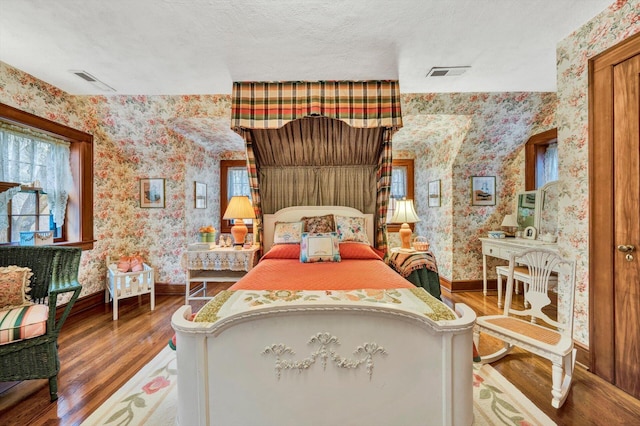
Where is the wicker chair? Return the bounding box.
[474,248,577,408]
[0,246,82,401]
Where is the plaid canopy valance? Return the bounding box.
[231,80,403,133]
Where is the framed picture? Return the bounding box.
[428,180,441,207]
[140,178,165,208]
[471,176,496,206]
[194,182,207,209]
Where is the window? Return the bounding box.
[0,103,94,249]
[525,128,558,190]
[3,188,59,244]
[220,160,252,233]
[386,159,414,232]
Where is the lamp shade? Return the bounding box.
[390,199,421,224]
[501,214,518,228]
[223,196,256,220]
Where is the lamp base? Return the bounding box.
[399,223,413,250]
[230,221,248,250]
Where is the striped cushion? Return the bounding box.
[0,304,48,345]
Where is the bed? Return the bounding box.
[171,206,476,426]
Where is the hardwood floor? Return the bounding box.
[1,287,640,425]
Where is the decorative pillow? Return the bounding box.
[263,244,301,260]
[273,221,304,244]
[300,214,335,234]
[338,243,382,260]
[0,265,34,310]
[300,232,341,263]
[335,215,370,244]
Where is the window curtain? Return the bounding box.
[0,123,73,230]
[543,143,558,184]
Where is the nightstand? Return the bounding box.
[387,248,442,300]
[183,245,260,304]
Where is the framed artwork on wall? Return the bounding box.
[471,176,496,206]
[194,182,207,209]
[140,178,165,208]
[428,180,441,207]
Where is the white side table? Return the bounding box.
[183,245,260,304]
[105,261,155,321]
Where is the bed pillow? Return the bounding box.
[300,214,335,234]
[273,221,304,244]
[338,243,382,260]
[263,244,301,259]
[300,232,341,263]
[0,265,34,310]
[335,215,370,244]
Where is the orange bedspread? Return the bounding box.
[229,245,413,291]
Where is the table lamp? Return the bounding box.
[223,195,256,249]
[390,199,421,251]
[501,214,518,237]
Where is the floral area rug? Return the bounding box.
[82,346,555,426]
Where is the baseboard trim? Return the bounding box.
[575,341,591,370]
[155,282,185,296]
[60,282,182,318]
[439,277,496,293]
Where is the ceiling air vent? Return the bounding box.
[426,66,471,77]
[69,70,116,92]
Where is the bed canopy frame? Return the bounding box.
[230,80,403,250]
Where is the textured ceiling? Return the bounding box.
[0,0,612,96]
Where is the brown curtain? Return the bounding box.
[251,117,382,215]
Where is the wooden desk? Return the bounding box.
[479,237,558,295]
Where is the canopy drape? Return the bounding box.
[231,80,402,133]
[231,81,402,251]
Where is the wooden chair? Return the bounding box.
[474,248,577,408]
[496,264,558,308]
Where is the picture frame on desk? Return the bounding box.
[471,176,496,206]
[194,181,207,209]
[140,178,165,208]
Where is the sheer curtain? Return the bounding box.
[0,123,73,230]
[543,143,558,184]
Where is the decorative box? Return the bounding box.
[20,231,54,246]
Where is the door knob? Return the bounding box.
[617,245,636,253]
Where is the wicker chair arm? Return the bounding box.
[47,247,82,333]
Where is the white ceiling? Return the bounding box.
[0,0,612,96]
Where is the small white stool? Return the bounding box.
[105,258,155,320]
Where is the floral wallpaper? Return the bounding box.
[0,0,637,346]
[399,94,557,281]
[555,0,640,344]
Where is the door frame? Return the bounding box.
[589,32,640,382]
